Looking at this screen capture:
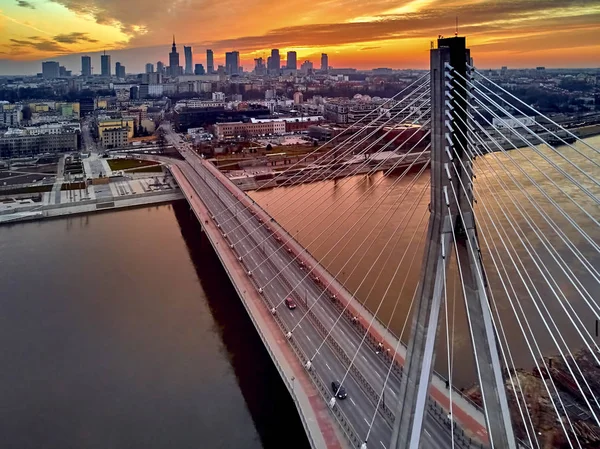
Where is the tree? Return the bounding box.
[266,143,273,152]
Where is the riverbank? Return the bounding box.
[0,190,184,224]
[465,348,600,448]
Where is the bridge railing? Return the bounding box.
[240,259,364,448]
[198,158,486,443]
[292,278,484,448]
[174,165,329,449]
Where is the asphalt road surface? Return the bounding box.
[166,127,458,449]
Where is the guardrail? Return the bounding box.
[187,158,487,445]
[177,163,363,449]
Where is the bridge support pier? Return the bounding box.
[389,36,516,449]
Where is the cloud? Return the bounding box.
[16,0,36,8]
[5,0,597,70]
[198,0,600,52]
[53,32,99,43]
[9,37,66,52]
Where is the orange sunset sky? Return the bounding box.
[1,0,599,74]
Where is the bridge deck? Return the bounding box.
[172,164,346,449]
[165,147,490,449]
[202,158,489,444]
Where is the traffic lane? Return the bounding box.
[196,169,402,443]
[235,231,390,445]
[266,273,398,447]
[254,236,452,447]
[257,239,405,406]
[259,228,450,449]
[183,161,448,449]
[272,285,392,446]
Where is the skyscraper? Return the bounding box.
[225,51,240,75]
[145,63,154,73]
[156,61,165,75]
[100,51,111,77]
[115,62,125,78]
[269,49,280,74]
[42,61,60,79]
[81,56,92,76]
[206,49,214,74]
[321,53,329,72]
[169,35,180,76]
[184,46,193,75]
[286,51,297,70]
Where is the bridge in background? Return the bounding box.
[152,36,599,449]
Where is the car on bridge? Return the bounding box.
[284,297,297,310]
[331,381,348,399]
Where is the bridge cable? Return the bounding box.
[449,99,600,404]
[208,91,430,241]
[445,148,585,447]
[452,75,600,221]
[252,148,430,307]
[215,89,432,237]
[470,67,600,162]
[235,123,431,265]
[447,117,597,441]
[207,77,431,226]
[247,74,431,199]
[450,103,600,319]
[453,70,600,194]
[449,87,600,256]
[450,96,600,294]
[231,110,432,251]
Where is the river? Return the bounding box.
[251,135,600,388]
[0,202,309,449]
[0,135,597,447]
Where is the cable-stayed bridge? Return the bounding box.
[157,36,600,449]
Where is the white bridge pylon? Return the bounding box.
[389,36,517,449]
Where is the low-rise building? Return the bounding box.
[0,129,78,158]
[100,127,128,149]
[250,116,324,133]
[97,116,135,140]
[0,103,22,128]
[214,120,286,140]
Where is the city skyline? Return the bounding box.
[1,0,599,75]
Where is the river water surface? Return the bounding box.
[0,202,309,449]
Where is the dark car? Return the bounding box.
[331,381,347,399]
[285,297,297,310]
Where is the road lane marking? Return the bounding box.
[326,363,331,371]
[350,398,356,406]
[380,442,386,449]
[364,418,369,426]
[374,371,382,379]
[362,355,368,361]
[424,430,431,437]
[306,335,311,342]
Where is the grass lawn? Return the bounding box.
[107,159,158,170]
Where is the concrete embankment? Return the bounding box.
[0,190,183,224]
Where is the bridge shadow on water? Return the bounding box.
[172,200,310,449]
